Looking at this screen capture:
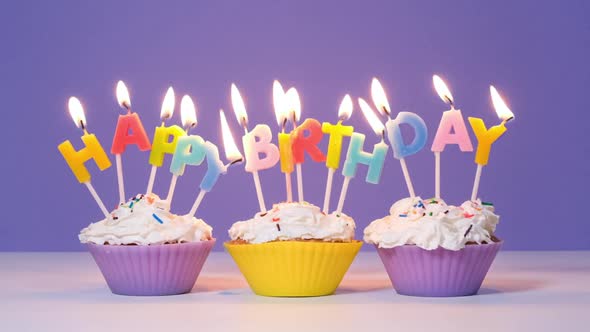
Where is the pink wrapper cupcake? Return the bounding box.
[80,194,215,296]
[364,197,501,297]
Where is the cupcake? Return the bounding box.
[225,201,362,297]
[80,193,215,296]
[364,197,501,297]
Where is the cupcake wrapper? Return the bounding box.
[225,241,362,297]
[87,239,215,296]
[376,241,502,297]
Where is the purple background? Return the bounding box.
[2,0,589,251]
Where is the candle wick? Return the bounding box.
[446,97,454,108]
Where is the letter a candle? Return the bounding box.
[58,97,112,217]
[111,81,151,204]
[231,83,280,213]
[321,94,353,213]
[469,86,514,201]
[431,75,473,199]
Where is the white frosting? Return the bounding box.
[79,194,213,245]
[363,197,499,251]
[228,202,355,244]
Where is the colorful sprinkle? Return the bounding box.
[444,210,449,214]
[152,213,164,224]
[464,213,474,218]
[399,214,408,217]
[272,217,280,222]
[276,224,281,231]
[147,197,155,204]
[429,212,433,216]
[129,202,134,209]
[430,200,438,204]
[464,224,473,237]
[482,201,494,206]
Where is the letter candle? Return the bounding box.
[186,110,244,216]
[431,75,473,199]
[273,80,294,202]
[284,87,307,202]
[469,86,514,201]
[111,81,151,204]
[58,97,112,217]
[336,98,388,215]
[371,78,427,198]
[146,87,185,195]
[166,95,198,208]
[231,84,280,213]
[321,94,354,213]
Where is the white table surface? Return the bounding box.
[1,251,588,332]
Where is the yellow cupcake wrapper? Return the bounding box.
[224,240,363,297]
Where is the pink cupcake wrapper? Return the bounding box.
[376,241,502,297]
[87,239,215,296]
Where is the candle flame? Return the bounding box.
[180,95,197,129]
[116,80,131,110]
[161,87,175,120]
[490,85,514,121]
[358,97,385,136]
[433,75,454,106]
[231,83,248,128]
[371,77,391,116]
[285,87,301,123]
[220,109,243,162]
[68,96,86,129]
[273,80,287,127]
[338,94,353,121]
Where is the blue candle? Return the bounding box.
[170,135,207,176]
[199,141,226,191]
[385,112,428,159]
[342,132,388,184]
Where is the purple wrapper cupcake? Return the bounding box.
[87,240,215,296]
[364,197,503,297]
[376,241,502,297]
[79,194,216,296]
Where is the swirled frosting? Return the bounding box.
[228,202,355,244]
[79,194,213,245]
[363,197,499,251]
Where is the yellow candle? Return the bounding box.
[278,132,294,174]
[468,117,507,166]
[322,121,354,169]
[58,133,111,183]
[148,125,186,167]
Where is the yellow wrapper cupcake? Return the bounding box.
[226,202,361,297]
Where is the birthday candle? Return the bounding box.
[58,97,112,217]
[291,119,327,164]
[321,95,354,212]
[469,85,514,201]
[111,81,151,204]
[336,98,388,215]
[431,75,473,199]
[165,95,198,207]
[232,83,278,213]
[273,80,294,202]
[385,113,428,160]
[146,87,186,195]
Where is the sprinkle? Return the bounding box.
[276,224,281,231]
[272,217,280,222]
[429,212,433,216]
[129,202,134,209]
[430,200,438,204]
[422,213,426,217]
[321,211,326,216]
[399,214,408,217]
[464,213,474,218]
[147,197,155,204]
[464,224,473,237]
[444,210,449,214]
[260,212,268,217]
[112,216,118,220]
[417,201,424,208]
[482,201,494,206]
[152,213,164,224]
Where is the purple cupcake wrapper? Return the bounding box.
[87,239,215,296]
[376,241,502,297]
